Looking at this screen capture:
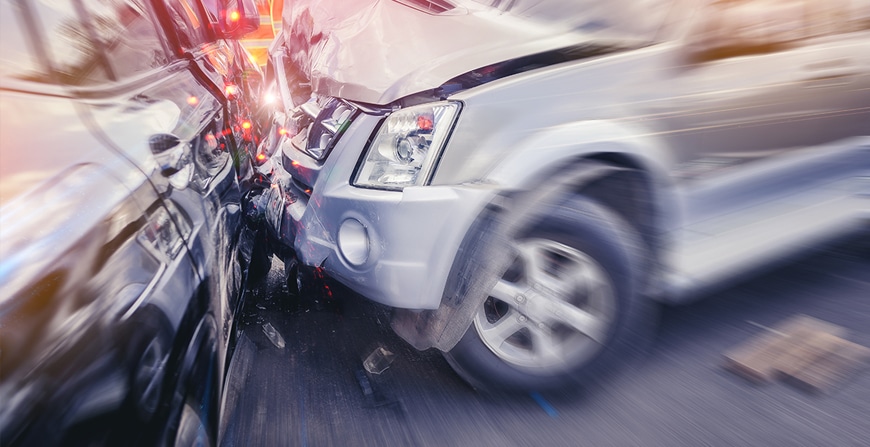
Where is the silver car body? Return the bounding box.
[262,0,870,326]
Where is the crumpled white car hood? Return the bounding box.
[280,0,592,105]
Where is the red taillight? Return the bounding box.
[224,83,239,100]
[204,133,218,150]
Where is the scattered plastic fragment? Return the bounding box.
[354,369,396,408]
[262,322,286,349]
[355,369,374,399]
[363,346,396,374]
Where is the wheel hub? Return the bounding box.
[473,238,616,370]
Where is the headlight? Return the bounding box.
[353,101,460,190]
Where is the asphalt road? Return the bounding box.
[219,237,870,447]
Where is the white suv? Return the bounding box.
[257,0,870,392]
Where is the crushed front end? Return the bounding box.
[254,53,495,309]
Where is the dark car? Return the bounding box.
[0,0,265,445]
[259,0,869,392]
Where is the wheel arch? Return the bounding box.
[392,131,678,352]
[488,127,681,296]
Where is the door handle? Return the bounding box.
[802,59,857,86]
[803,72,856,88]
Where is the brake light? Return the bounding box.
[224,83,239,100]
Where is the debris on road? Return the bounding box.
[262,322,286,349]
[724,314,870,393]
[781,337,870,394]
[354,369,398,408]
[363,345,396,375]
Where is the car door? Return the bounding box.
[658,1,868,162]
[63,0,252,379]
[1,0,203,444]
[660,0,870,216]
[654,0,870,288]
[156,0,265,369]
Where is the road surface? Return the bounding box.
[220,237,870,447]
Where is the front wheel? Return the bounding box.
[173,397,212,447]
[163,332,218,447]
[443,197,656,392]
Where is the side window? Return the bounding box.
[29,0,111,85]
[692,0,870,62]
[199,0,222,28]
[0,0,49,83]
[164,0,213,50]
[80,0,169,80]
[802,0,870,37]
[28,0,168,86]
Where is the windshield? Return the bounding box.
[469,0,675,41]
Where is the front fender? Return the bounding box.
[392,121,682,351]
[392,162,627,352]
[485,119,680,232]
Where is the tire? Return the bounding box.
[247,235,272,285]
[443,196,656,393]
[162,326,218,447]
[173,397,212,447]
[283,255,300,296]
[123,310,173,424]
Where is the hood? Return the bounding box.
[281,0,600,105]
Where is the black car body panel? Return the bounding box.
[0,0,263,444]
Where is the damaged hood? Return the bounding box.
[281,0,635,105]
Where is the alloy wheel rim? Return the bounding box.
[473,238,616,370]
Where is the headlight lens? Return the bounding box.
[353,101,460,190]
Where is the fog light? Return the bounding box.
[338,218,369,266]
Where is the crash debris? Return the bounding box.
[363,345,396,375]
[724,315,870,393]
[262,322,286,349]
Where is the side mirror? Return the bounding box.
[689,0,870,63]
[215,0,260,39]
[688,0,806,62]
[149,133,192,190]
